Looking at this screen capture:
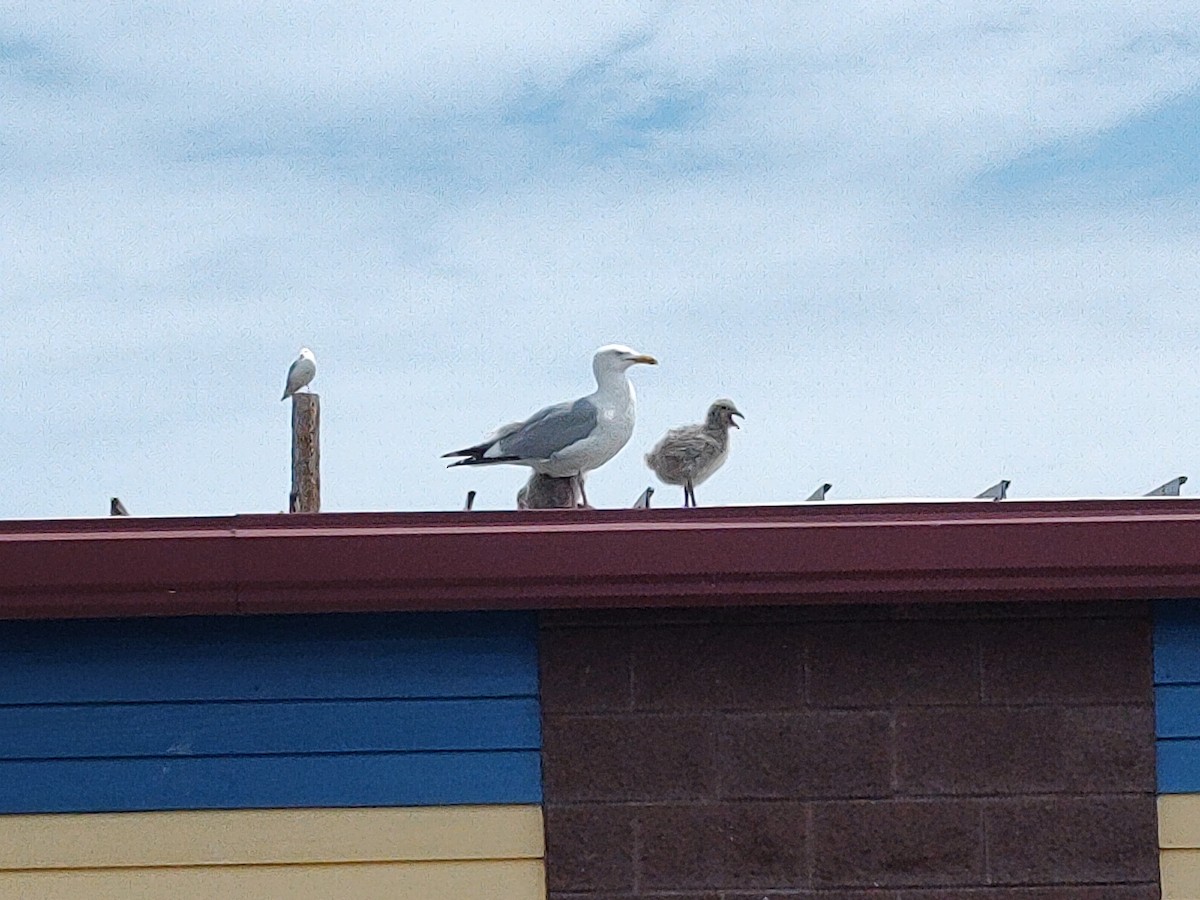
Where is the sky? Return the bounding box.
[3,2,1199,517]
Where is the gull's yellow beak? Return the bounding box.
[630,354,658,365]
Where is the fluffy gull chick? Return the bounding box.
[517,473,589,510]
[645,399,743,507]
[443,344,657,507]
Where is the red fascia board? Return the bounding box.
[0,500,1198,619]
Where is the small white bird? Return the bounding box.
[444,345,658,507]
[281,348,317,401]
[976,479,1010,501]
[645,399,743,507]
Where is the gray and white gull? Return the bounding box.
[281,347,316,400]
[444,345,658,507]
[645,399,743,507]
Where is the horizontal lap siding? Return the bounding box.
[0,752,542,812]
[0,805,545,868]
[1157,602,1200,792]
[0,611,541,813]
[1155,601,1200,685]
[1162,795,1200,898]
[0,859,546,900]
[1156,601,1200,899]
[0,612,538,702]
[0,698,539,757]
[0,805,547,896]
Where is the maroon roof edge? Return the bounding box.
[0,499,1198,619]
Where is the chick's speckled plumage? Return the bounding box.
[517,472,580,509]
[645,399,742,507]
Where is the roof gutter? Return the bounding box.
[0,500,1197,619]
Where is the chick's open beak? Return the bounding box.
[731,410,744,429]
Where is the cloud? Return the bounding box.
[3,3,1200,517]
[0,36,74,87]
[971,87,1200,206]
[501,30,711,168]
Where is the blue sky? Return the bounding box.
[3,2,1199,517]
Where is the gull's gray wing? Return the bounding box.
[281,358,302,399]
[282,357,315,399]
[497,397,599,460]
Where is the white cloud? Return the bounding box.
[2,3,1200,517]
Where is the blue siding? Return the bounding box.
[0,612,541,813]
[0,698,540,758]
[0,752,542,812]
[1156,601,1200,792]
[1159,740,1200,793]
[1156,685,1200,738]
[0,612,537,703]
[1154,600,1200,685]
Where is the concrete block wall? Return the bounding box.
[539,602,1159,899]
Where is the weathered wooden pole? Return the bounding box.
[289,393,320,513]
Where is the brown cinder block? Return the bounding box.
[719,711,892,799]
[895,707,1078,796]
[984,796,1159,884]
[898,887,1160,899]
[544,804,636,893]
[808,621,978,707]
[540,604,1159,898]
[540,627,632,713]
[1058,705,1156,793]
[811,800,984,888]
[980,618,1151,704]
[631,624,803,711]
[638,802,808,890]
[897,704,1155,797]
[541,713,717,802]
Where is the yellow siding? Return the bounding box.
[1161,849,1200,899]
[0,806,545,900]
[1159,796,1200,899]
[1161,794,1200,849]
[0,805,542,869]
[0,859,545,900]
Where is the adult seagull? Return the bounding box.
[281,348,316,400]
[443,345,658,507]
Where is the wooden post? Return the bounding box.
[290,393,320,513]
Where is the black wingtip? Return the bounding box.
[442,441,495,459]
[446,455,522,469]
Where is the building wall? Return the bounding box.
[1155,599,1200,899]
[0,611,544,899]
[540,601,1160,899]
